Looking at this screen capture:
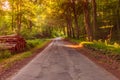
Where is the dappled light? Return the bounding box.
[2,1,10,10]
[0,0,119,41]
[0,0,119,57]
[64,44,83,48]
[100,25,113,29]
[0,0,120,79]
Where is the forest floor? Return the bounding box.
[0,38,120,80]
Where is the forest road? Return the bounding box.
[11,38,119,80]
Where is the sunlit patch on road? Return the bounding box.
[64,44,83,48]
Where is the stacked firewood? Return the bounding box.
[0,34,26,53]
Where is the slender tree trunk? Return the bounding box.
[68,14,75,38]
[83,0,93,41]
[16,0,22,35]
[91,0,97,38]
[19,13,22,33]
[66,18,72,38]
[116,0,120,39]
[65,8,74,38]
[65,15,70,37]
[116,0,120,31]
[29,20,32,30]
[11,0,14,31]
[16,2,19,34]
[71,0,80,39]
[68,14,73,38]
[63,26,66,36]
[71,27,75,38]
[11,12,14,31]
[66,21,70,37]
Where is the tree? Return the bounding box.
[0,0,120,41]
[83,0,93,41]
[91,0,97,38]
[116,0,120,35]
[71,0,80,39]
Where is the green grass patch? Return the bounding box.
[69,38,120,55]
[0,39,50,70]
[68,38,85,43]
[82,40,120,55]
[0,50,12,59]
[26,39,47,49]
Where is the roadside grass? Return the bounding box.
[69,38,120,56]
[0,39,50,70]
[67,38,85,43]
[81,40,120,55]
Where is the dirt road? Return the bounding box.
[11,38,119,80]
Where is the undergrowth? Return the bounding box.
[26,39,47,50]
[0,50,11,59]
[0,39,50,70]
[70,38,120,55]
[81,40,120,55]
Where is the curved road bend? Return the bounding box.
[11,38,119,80]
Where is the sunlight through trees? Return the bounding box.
[0,0,119,41]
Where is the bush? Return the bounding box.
[20,29,42,39]
[26,39,45,50]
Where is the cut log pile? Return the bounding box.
[0,34,26,53]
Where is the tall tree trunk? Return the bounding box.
[29,20,32,30]
[66,20,71,37]
[63,26,66,36]
[65,7,74,38]
[116,0,120,39]
[91,0,97,38]
[16,0,22,35]
[71,27,75,38]
[68,11,74,38]
[71,0,80,39]
[116,0,120,31]
[16,2,19,34]
[11,0,14,31]
[83,0,93,41]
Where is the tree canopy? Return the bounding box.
[0,0,120,41]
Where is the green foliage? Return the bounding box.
[69,38,86,43]
[20,52,32,59]
[26,39,46,50]
[52,30,64,38]
[81,40,120,55]
[96,0,120,40]
[20,29,41,39]
[20,30,34,39]
[0,50,11,59]
[0,0,120,41]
